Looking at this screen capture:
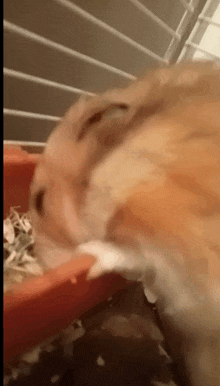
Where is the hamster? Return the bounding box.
[29,61,220,386]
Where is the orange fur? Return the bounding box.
[30,61,220,386]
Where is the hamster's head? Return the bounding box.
[29,95,131,268]
[29,60,220,270]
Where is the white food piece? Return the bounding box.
[3,218,15,244]
[96,355,105,366]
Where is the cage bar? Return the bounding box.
[3,108,61,122]
[55,0,168,63]
[4,20,136,80]
[4,68,96,96]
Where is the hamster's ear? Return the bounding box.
[65,95,91,123]
[76,100,129,142]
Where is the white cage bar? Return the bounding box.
[3,0,220,146]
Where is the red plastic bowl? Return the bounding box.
[3,146,127,363]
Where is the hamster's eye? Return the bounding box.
[34,189,46,215]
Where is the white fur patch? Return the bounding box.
[78,240,151,281]
[143,284,158,304]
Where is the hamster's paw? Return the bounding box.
[77,241,145,281]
